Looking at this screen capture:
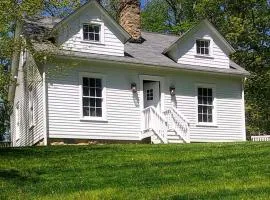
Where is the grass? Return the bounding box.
[0,142,269,200]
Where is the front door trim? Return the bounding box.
[139,75,165,131]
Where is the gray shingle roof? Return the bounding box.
[25,17,249,76]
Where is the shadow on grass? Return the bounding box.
[0,169,40,183]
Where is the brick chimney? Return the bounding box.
[119,0,142,43]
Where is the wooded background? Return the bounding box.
[0,0,269,138]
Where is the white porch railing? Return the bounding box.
[142,106,168,143]
[163,107,190,143]
[251,135,270,142]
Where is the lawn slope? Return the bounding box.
[0,142,269,200]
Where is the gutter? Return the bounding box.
[52,53,250,77]
[8,21,23,103]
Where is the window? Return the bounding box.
[196,39,210,55]
[198,87,214,123]
[83,24,100,42]
[82,77,103,118]
[146,89,153,101]
[29,86,34,128]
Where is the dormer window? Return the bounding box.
[196,39,210,55]
[83,24,100,42]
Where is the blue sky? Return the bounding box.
[140,0,149,8]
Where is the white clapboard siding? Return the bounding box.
[168,25,230,69]
[47,64,141,141]
[47,61,245,143]
[163,72,244,142]
[10,53,44,147]
[57,6,124,57]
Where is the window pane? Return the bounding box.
[89,26,94,32]
[208,88,212,96]
[208,115,213,122]
[96,108,102,117]
[203,106,207,114]
[95,34,100,41]
[90,88,95,96]
[208,107,212,115]
[96,79,102,88]
[83,107,89,116]
[203,97,207,104]
[205,41,210,47]
[90,108,96,116]
[198,114,203,122]
[94,26,99,33]
[208,97,213,105]
[96,88,102,97]
[205,48,209,55]
[89,33,94,40]
[83,87,89,96]
[201,48,205,54]
[83,25,88,32]
[83,98,89,106]
[203,88,208,96]
[83,33,88,40]
[90,98,95,107]
[203,114,207,122]
[198,105,203,114]
[96,99,102,107]
[200,40,204,47]
[198,97,202,104]
[89,78,95,87]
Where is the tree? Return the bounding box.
[0,0,87,136]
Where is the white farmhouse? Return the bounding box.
[9,0,249,146]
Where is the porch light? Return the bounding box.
[131,83,137,93]
[170,86,176,96]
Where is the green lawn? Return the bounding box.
[0,143,269,200]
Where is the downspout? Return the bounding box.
[8,20,23,102]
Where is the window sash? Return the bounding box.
[83,24,100,42]
[196,40,210,55]
[82,77,103,117]
[197,87,214,123]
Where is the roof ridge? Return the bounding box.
[141,30,179,37]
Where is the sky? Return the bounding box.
[140,0,149,8]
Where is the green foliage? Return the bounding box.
[0,66,11,135]
[0,143,269,199]
[141,0,171,33]
[141,0,270,135]
[0,0,86,136]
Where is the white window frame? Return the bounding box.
[79,72,107,122]
[195,83,217,127]
[15,102,20,141]
[81,20,105,44]
[28,85,35,129]
[194,37,214,58]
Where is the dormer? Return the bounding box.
[164,20,235,69]
[50,0,131,57]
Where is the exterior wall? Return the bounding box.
[10,52,44,146]
[57,5,124,57]
[47,59,245,143]
[168,25,230,69]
